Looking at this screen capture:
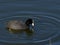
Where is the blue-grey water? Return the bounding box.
[0,0,60,45]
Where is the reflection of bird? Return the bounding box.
[6,19,34,33]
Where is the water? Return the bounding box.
[0,0,60,45]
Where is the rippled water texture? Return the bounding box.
[0,15,60,44]
[0,0,60,45]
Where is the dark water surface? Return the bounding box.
[0,0,60,45]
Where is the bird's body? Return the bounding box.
[7,20,28,30]
[7,19,34,32]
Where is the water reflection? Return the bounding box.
[6,27,34,36]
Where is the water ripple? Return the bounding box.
[0,11,60,44]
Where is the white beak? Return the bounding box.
[32,20,34,27]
